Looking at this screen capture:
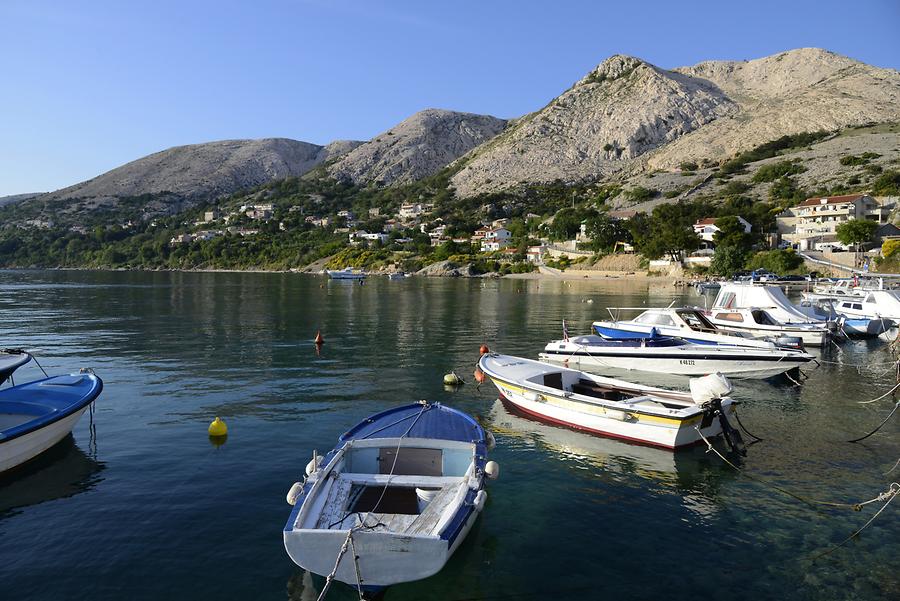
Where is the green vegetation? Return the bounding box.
[871,170,900,196]
[710,246,748,276]
[751,160,806,183]
[745,249,805,274]
[839,152,881,166]
[835,219,878,249]
[718,130,830,177]
[678,161,698,172]
[623,186,658,203]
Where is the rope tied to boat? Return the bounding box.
[847,399,900,442]
[316,527,364,601]
[807,482,900,562]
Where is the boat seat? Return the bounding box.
[405,484,458,536]
[572,379,626,401]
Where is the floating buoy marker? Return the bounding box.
[443,372,463,386]
[479,344,490,355]
[314,330,324,345]
[208,416,228,437]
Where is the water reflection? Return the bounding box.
[0,436,104,518]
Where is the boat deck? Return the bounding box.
[0,413,36,430]
[314,472,460,535]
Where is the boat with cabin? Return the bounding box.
[795,298,894,337]
[478,353,743,451]
[704,307,831,347]
[801,288,900,321]
[0,371,103,474]
[593,307,804,350]
[283,401,496,595]
[326,267,367,280]
[539,332,812,379]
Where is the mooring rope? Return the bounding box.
[316,529,360,601]
[847,400,900,442]
[857,381,900,405]
[731,406,763,442]
[807,483,900,562]
[695,427,864,510]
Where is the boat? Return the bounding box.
[539,332,812,379]
[801,288,900,321]
[326,267,367,280]
[0,371,103,474]
[478,353,743,451]
[704,307,831,347]
[795,298,894,337]
[283,401,497,594]
[387,272,408,280]
[694,281,722,294]
[0,350,32,384]
[593,307,804,350]
[805,277,890,301]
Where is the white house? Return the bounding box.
[480,227,512,252]
[692,216,751,242]
[776,194,895,249]
[350,230,388,245]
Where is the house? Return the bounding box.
[607,209,637,221]
[399,203,429,221]
[777,194,894,250]
[337,210,356,221]
[203,209,221,222]
[169,233,194,245]
[692,216,751,242]
[480,227,512,252]
[193,230,220,242]
[368,207,381,218]
[349,230,388,245]
[382,219,399,232]
[245,204,274,220]
[526,245,547,263]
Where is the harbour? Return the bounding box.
[2,269,900,600]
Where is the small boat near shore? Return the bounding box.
[704,307,832,347]
[283,401,496,594]
[326,267,367,280]
[0,371,103,474]
[478,353,742,451]
[0,350,32,384]
[594,307,804,350]
[539,333,812,379]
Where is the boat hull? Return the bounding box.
[539,350,807,379]
[0,406,89,473]
[706,323,828,347]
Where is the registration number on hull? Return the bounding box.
[679,359,696,365]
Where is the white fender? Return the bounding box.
[286,482,304,506]
[485,430,496,450]
[485,460,500,480]
[474,489,487,511]
[305,454,323,477]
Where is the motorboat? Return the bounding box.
[387,272,408,280]
[539,333,812,379]
[795,298,894,337]
[704,307,831,347]
[326,267,367,280]
[478,353,743,451]
[283,401,496,594]
[712,282,835,327]
[0,350,32,384]
[694,281,721,294]
[801,289,900,321]
[805,277,888,301]
[0,371,103,474]
[593,307,804,351]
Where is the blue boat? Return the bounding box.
[283,401,498,594]
[0,372,103,474]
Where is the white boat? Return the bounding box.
[283,401,496,595]
[796,298,894,337]
[594,307,804,351]
[539,334,812,379]
[326,267,367,280]
[478,353,743,451]
[0,371,103,474]
[805,277,888,301]
[801,288,900,321]
[387,272,408,280]
[0,350,32,384]
[704,307,831,347]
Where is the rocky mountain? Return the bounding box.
[40,138,354,207]
[0,192,41,208]
[327,109,507,186]
[450,48,900,197]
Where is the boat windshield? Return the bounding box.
[677,310,716,331]
[632,312,677,327]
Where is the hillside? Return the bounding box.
[10,138,362,225]
[450,48,900,197]
[327,109,507,185]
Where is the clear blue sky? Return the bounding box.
[1,0,898,197]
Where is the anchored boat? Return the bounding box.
[593,307,804,350]
[326,267,367,280]
[539,333,812,379]
[283,401,497,595]
[0,371,103,474]
[0,350,32,384]
[704,307,831,347]
[478,353,743,451]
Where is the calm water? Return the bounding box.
[1,270,899,601]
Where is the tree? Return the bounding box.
[629,204,700,263]
[548,208,585,241]
[712,216,754,252]
[583,213,631,253]
[710,245,748,276]
[836,219,878,250]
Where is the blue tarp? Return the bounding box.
[339,403,485,444]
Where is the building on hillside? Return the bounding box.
[349,230,388,245]
[480,227,512,252]
[692,216,751,242]
[203,209,221,222]
[527,245,547,263]
[169,233,194,245]
[399,203,431,221]
[777,194,894,250]
[368,207,381,218]
[245,204,274,220]
[607,209,637,221]
[337,210,355,221]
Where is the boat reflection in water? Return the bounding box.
[486,399,726,519]
[0,435,104,518]
[286,570,320,601]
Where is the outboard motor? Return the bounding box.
[774,335,804,351]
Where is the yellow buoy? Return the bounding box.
[208,417,228,437]
[443,372,463,386]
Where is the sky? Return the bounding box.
[1,0,899,197]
